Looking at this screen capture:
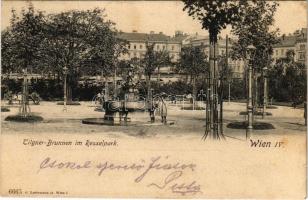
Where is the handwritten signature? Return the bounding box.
[148,171,202,195]
[38,156,202,195]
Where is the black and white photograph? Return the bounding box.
[1,0,307,198]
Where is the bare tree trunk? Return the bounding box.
[57,71,60,85]
[157,67,161,87]
[67,85,72,102]
[203,31,224,140]
[192,76,197,105]
[65,73,73,103]
[20,68,29,117]
[146,74,151,102]
[146,74,155,122]
[220,78,224,135]
[185,74,189,84]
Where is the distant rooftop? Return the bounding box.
[274,28,307,47]
[117,31,188,44]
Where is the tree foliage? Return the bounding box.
[176,45,208,77]
[176,45,209,100]
[141,43,171,78]
[268,50,306,104]
[2,6,127,101]
[42,8,126,78]
[231,1,280,71]
[182,0,251,40]
[1,4,47,74]
[217,55,233,81]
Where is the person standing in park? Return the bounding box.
[159,94,168,125]
[95,92,101,103]
[304,101,307,126]
[100,91,105,105]
[148,101,155,123]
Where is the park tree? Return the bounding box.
[231,1,280,109]
[1,29,15,74]
[282,62,306,107]
[176,45,208,104]
[268,50,306,105]
[156,50,173,88]
[217,54,233,101]
[1,4,47,119]
[231,1,279,63]
[1,4,47,74]
[141,43,171,102]
[41,8,126,102]
[182,0,251,139]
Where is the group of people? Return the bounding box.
[148,94,168,124]
[97,91,168,125]
[5,91,40,105]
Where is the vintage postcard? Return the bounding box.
[0,0,307,198]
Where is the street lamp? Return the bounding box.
[262,66,268,119]
[63,66,68,111]
[114,62,117,99]
[227,76,232,104]
[246,45,256,139]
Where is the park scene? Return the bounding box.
[1,1,307,141]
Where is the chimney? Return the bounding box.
[294,30,300,36]
[175,30,183,37]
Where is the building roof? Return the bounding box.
[169,35,189,43]
[274,35,297,48]
[117,31,188,44]
[182,34,236,48]
[117,32,170,42]
[274,28,307,48]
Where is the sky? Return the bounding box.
[1,1,307,37]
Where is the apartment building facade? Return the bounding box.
[118,30,184,61]
[117,30,187,83]
[117,30,246,84]
[183,34,245,79]
[272,28,307,65]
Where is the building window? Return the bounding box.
[299,52,306,60]
[134,45,136,50]
[140,45,143,49]
[281,49,284,55]
[133,52,137,57]
[276,50,278,56]
[128,45,131,49]
[300,44,306,50]
[171,45,174,50]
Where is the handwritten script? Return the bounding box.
[38,156,202,195]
